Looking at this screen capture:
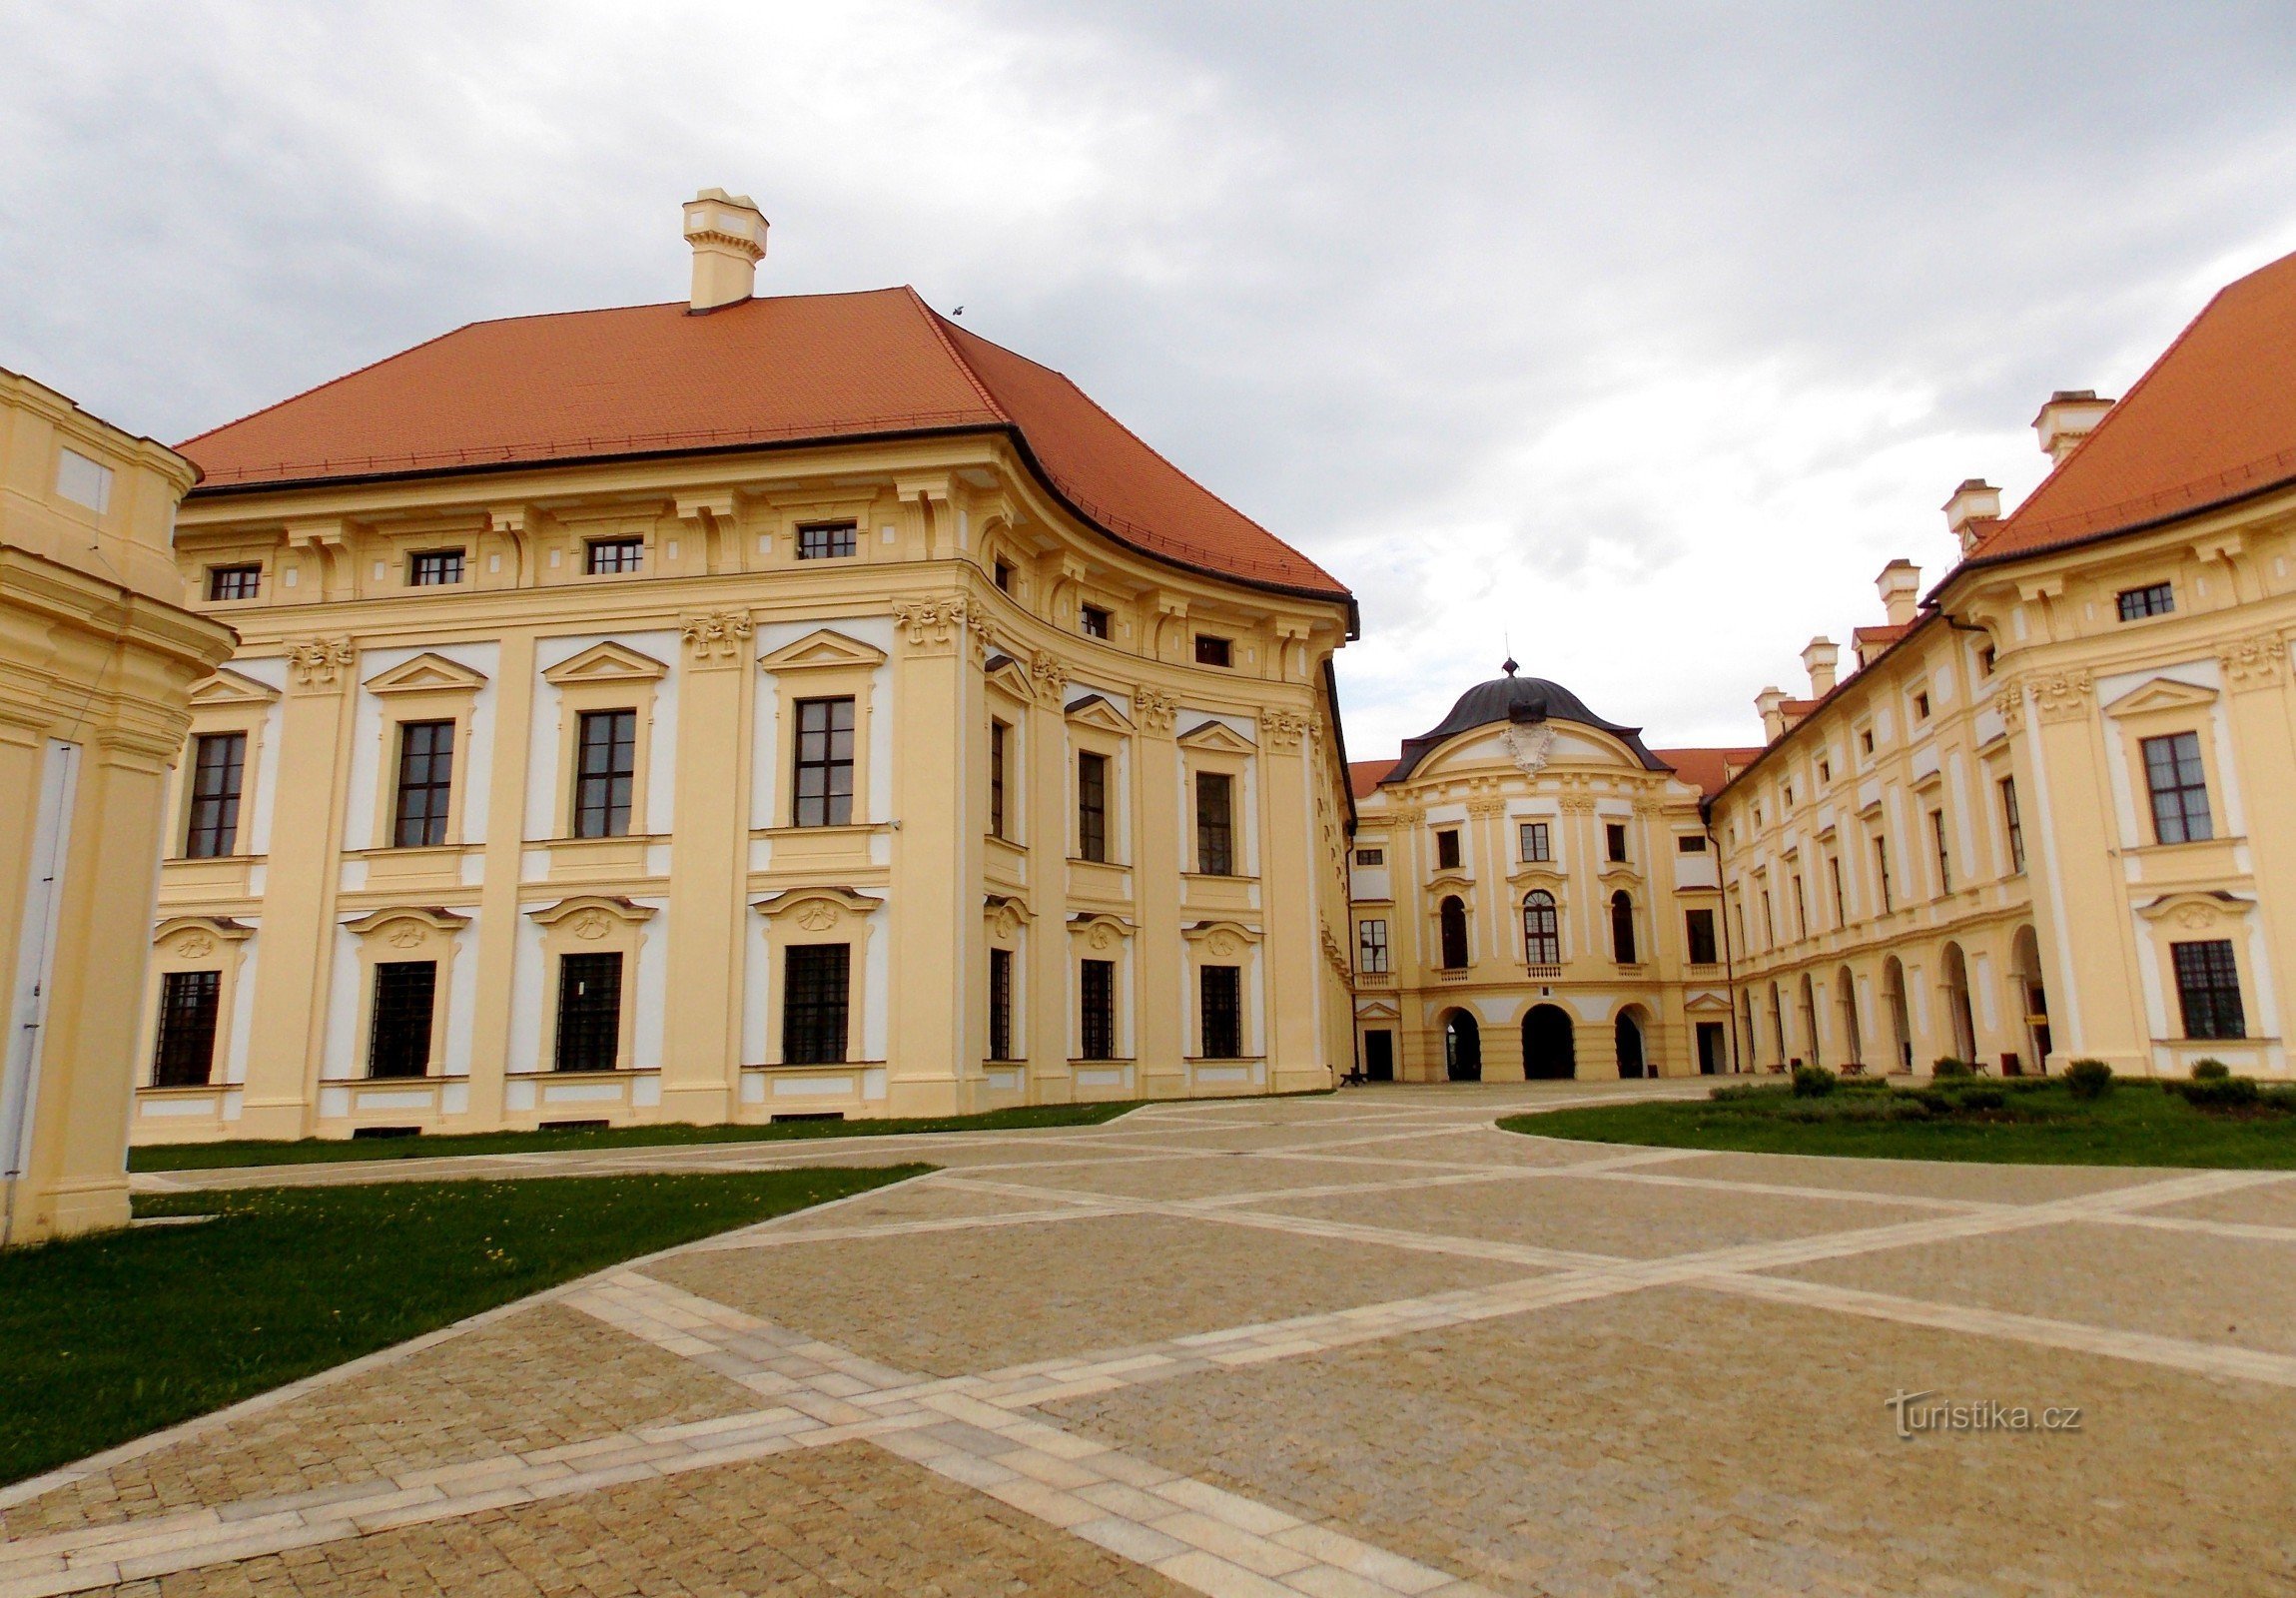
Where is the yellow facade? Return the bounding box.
[1,370,235,1238]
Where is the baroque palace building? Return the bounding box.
[132,190,1359,1145]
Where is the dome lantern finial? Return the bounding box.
[1501,655,1518,677]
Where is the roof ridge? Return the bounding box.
[905,290,1012,423]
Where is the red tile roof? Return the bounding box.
[1967,248,2296,564]
[1653,746,1765,799]
[176,288,1348,600]
[1347,759,1396,800]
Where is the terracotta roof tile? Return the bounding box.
[176,288,1348,600]
[1347,758,1396,800]
[1652,746,1764,799]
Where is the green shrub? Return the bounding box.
[1931,1058,1973,1079]
[2169,1075,2260,1110]
[2064,1060,2114,1100]
[2190,1059,2231,1081]
[1710,1082,1787,1103]
[1956,1088,2006,1112]
[1792,1065,1837,1098]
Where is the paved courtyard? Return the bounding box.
[7,1084,2296,1596]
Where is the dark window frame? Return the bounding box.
[2000,776,2025,874]
[152,969,221,1087]
[1193,634,1232,667]
[1520,821,1550,863]
[989,719,1009,839]
[1610,891,1637,965]
[783,943,852,1064]
[792,696,857,827]
[1194,770,1234,876]
[988,947,1014,1062]
[796,521,858,559]
[1438,896,1469,970]
[1080,604,1112,639]
[206,564,262,601]
[2172,939,2245,1040]
[554,952,623,1072]
[573,709,638,838]
[184,731,246,859]
[2116,582,2175,621]
[2141,731,2213,845]
[1605,823,1629,863]
[1929,809,1952,895]
[585,537,644,575]
[391,719,454,849]
[1199,964,1242,1059]
[1080,959,1117,1059]
[1356,918,1389,974]
[367,960,436,1079]
[1435,829,1461,871]
[407,548,464,586]
[1523,892,1560,965]
[1078,751,1109,862]
[1685,907,1718,965]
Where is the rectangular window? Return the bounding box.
[1792,875,1808,939]
[1606,823,1628,863]
[2141,731,2212,844]
[1676,834,1707,853]
[184,731,246,858]
[1080,959,1116,1059]
[2000,777,2025,874]
[2117,582,2174,621]
[585,537,644,574]
[1194,771,1234,875]
[1520,821,1549,862]
[1761,890,1776,946]
[797,521,858,559]
[988,947,1014,1062]
[368,960,435,1079]
[1929,810,1951,895]
[793,697,856,827]
[1874,836,1894,914]
[152,969,221,1087]
[56,446,114,511]
[1080,604,1111,639]
[206,564,261,601]
[573,709,637,838]
[391,720,454,848]
[1977,645,1996,677]
[554,952,622,1072]
[1193,635,1231,667]
[1829,855,1847,924]
[1353,848,1384,866]
[1199,965,1242,1058]
[408,548,464,586]
[1860,728,1876,756]
[1913,690,1931,721]
[1435,829,1461,870]
[1078,751,1109,861]
[1818,757,1832,783]
[1357,919,1389,974]
[994,559,1013,592]
[989,720,1009,839]
[2172,940,2245,1040]
[783,944,851,1064]
[1685,908,1718,965]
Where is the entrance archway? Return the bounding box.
[1443,1010,1482,1082]
[1615,1010,1647,1079]
[1882,956,1912,1072]
[2009,926,2049,1073]
[1522,1004,1575,1079]
[1940,942,1976,1065]
[1837,965,1863,1069]
[1798,973,1820,1068]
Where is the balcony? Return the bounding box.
[1525,964,1563,981]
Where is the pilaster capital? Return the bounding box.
[1134,684,1180,735]
[2217,630,2288,692]
[1558,794,1597,815]
[283,636,355,694]
[1465,797,1506,819]
[678,609,754,665]
[892,595,971,654]
[2030,669,2094,724]
[1028,648,1069,703]
[1262,708,1311,752]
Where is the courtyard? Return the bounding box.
[2,1083,2290,1596]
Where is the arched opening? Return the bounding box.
[1837,965,1863,1069]
[1739,990,1757,1074]
[1767,980,1787,1068]
[1615,1009,1648,1079]
[1522,1004,1574,1079]
[1438,896,1469,971]
[2009,925,2049,1074]
[1798,972,1820,1068]
[1939,942,1976,1066]
[1443,1009,1482,1082]
[1610,891,1637,964]
[1522,891,1560,966]
[1882,956,1912,1072]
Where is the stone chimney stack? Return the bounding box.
[1876,559,1920,628]
[1756,685,1789,743]
[2032,390,2113,463]
[1941,478,2002,553]
[682,188,768,312]
[1802,636,1840,699]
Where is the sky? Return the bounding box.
[6,2,2295,756]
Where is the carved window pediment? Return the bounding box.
[188,668,280,709]
[1176,719,1255,753]
[365,652,488,696]
[542,640,669,687]
[756,629,887,674]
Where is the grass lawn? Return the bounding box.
[0,1167,919,1488]
[133,1100,1144,1172]
[1505,1078,2296,1168]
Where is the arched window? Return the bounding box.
[1438,896,1469,970]
[1609,891,1636,965]
[1522,891,1559,965]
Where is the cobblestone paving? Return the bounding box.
[13,1080,2292,1598]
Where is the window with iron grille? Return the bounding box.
[797,521,857,559]
[2141,731,2212,844]
[1520,821,1549,862]
[1685,908,1717,964]
[1193,635,1231,667]
[585,537,643,574]
[988,947,1014,1061]
[368,961,435,1079]
[793,697,855,826]
[2116,582,2174,621]
[408,548,464,586]
[2000,777,2025,874]
[2172,940,2245,1040]
[1199,965,1241,1058]
[1080,604,1111,639]
[989,720,1009,838]
[1357,919,1389,974]
[554,953,622,1072]
[1435,829,1461,870]
[783,943,851,1064]
[573,710,637,838]
[207,564,261,601]
[1522,892,1559,965]
[152,969,220,1087]
[1610,891,1637,964]
[1606,823,1628,863]
[1195,771,1233,875]
[185,732,245,858]
[1080,959,1116,1059]
[391,720,454,847]
[1078,752,1109,861]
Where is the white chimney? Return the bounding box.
[1941,478,2001,553]
[1802,636,1840,699]
[1876,559,1920,628]
[682,188,768,312]
[2032,390,2113,463]
[1756,685,1789,743]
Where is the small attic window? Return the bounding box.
[1194,635,1232,667]
[1913,690,1931,721]
[1860,728,1876,755]
[1081,604,1112,639]
[993,559,1013,592]
[1818,757,1832,783]
[56,447,113,513]
[1977,644,1996,677]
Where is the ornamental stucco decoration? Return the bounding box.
[794,900,841,933]
[285,637,354,690]
[570,911,612,940]
[1029,650,1070,702]
[2217,631,2288,691]
[1501,720,1554,775]
[1262,709,1310,751]
[892,596,970,652]
[175,931,215,959]
[678,610,754,662]
[1134,685,1179,735]
[384,921,427,948]
[2031,670,2095,723]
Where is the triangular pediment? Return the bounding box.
[366,651,488,696]
[542,640,669,686]
[188,667,279,708]
[2104,676,2218,718]
[1682,990,1735,1013]
[1177,720,1256,754]
[983,652,1033,700]
[757,628,886,673]
[1353,998,1401,1020]
[1065,694,1136,733]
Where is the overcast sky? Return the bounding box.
[6,3,2295,755]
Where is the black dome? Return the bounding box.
[1384,666,1663,783]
